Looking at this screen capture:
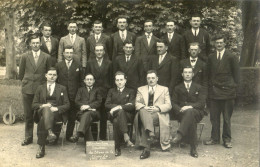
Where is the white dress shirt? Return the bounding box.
[217,48,225,60]
[159,52,167,64]
[190,57,198,67]
[120,30,127,40]
[47,82,56,96]
[168,32,174,41]
[192,28,200,36]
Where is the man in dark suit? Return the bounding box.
[56,46,84,142]
[40,22,59,67]
[86,20,112,60]
[148,39,180,94]
[111,15,136,61]
[19,34,51,146]
[171,66,206,158]
[32,67,70,158]
[162,19,185,60]
[69,73,102,143]
[113,41,145,91]
[183,14,210,62]
[58,21,87,68]
[180,42,208,92]
[205,34,240,148]
[135,20,159,71]
[86,43,113,140]
[105,71,135,156]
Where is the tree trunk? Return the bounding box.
[4,11,17,79]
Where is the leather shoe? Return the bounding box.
[115,148,121,156]
[21,139,32,146]
[67,136,79,143]
[190,147,198,158]
[126,140,134,147]
[172,133,182,144]
[223,142,232,148]
[147,135,155,143]
[36,145,45,159]
[204,139,219,145]
[140,150,150,159]
[47,130,56,143]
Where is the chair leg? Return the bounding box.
[97,122,100,141]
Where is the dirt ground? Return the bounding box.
[0,105,259,167]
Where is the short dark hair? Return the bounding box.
[29,33,41,43]
[93,20,103,26]
[67,21,77,26]
[95,43,105,50]
[47,67,57,73]
[182,66,193,72]
[144,19,153,25]
[123,40,134,47]
[147,70,157,76]
[190,13,202,20]
[157,38,168,47]
[213,34,226,42]
[63,45,74,52]
[85,73,95,80]
[189,42,200,48]
[115,71,127,79]
[40,22,52,30]
[166,19,175,24]
[117,15,128,23]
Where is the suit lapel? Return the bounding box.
[43,83,47,103]
[41,37,49,53]
[55,84,61,103]
[142,86,149,106]
[142,35,149,51]
[28,51,37,70]
[125,56,135,72]
[153,85,163,103]
[188,82,196,95]
[35,51,44,70]
[158,53,170,69]
[149,36,156,50]
[90,35,96,47]
[66,35,73,46]
[193,59,201,76]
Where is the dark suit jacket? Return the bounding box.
[86,33,112,60]
[40,36,59,67]
[180,58,208,93]
[113,55,145,90]
[111,31,136,60]
[75,86,102,113]
[86,58,113,98]
[171,82,206,120]
[208,50,240,99]
[19,50,51,94]
[148,53,180,92]
[58,34,87,67]
[162,33,185,60]
[135,34,159,59]
[56,60,84,101]
[183,28,210,61]
[32,83,70,123]
[105,87,135,114]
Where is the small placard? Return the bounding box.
[86,141,115,160]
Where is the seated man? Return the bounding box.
[70,73,102,142]
[32,67,70,159]
[105,71,135,157]
[171,66,206,158]
[134,70,172,159]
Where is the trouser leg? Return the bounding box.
[210,99,222,141]
[99,99,107,140]
[222,99,234,143]
[22,93,34,140]
[66,101,76,139]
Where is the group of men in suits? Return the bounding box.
[18,13,240,160]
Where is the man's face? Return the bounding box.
[190,17,201,29]
[84,75,95,87]
[147,73,158,86]
[189,45,200,58]
[68,23,77,35]
[166,22,175,33]
[144,22,153,33]
[46,70,57,82]
[117,18,128,31]
[63,48,74,61]
[95,45,105,59]
[182,68,194,81]
[93,23,103,35]
[215,39,226,51]
[42,26,52,38]
[115,74,126,89]
[30,38,41,52]
[123,43,134,55]
[157,42,168,55]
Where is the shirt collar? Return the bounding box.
[190,57,198,61]
[118,87,125,92]
[145,32,153,37]
[217,48,225,55]
[47,82,55,87]
[69,33,76,38]
[191,28,199,35]
[65,59,72,63]
[160,52,167,58]
[95,33,101,38]
[168,32,174,36]
[149,85,157,91]
[125,54,132,58]
[184,81,192,87]
[120,30,127,35]
[32,50,40,57]
[44,36,51,42]
[96,58,103,62]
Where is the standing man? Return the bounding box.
[58,21,87,68]
[32,67,70,158]
[19,34,51,146]
[86,43,113,140]
[105,71,135,156]
[148,39,179,94]
[163,19,185,60]
[180,42,208,92]
[86,20,112,60]
[113,41,145,91]
[183,13,210,62]
[56,46,84,142]
[40,22,59,67]
[111,15,136,61]
[70,74,102,142]
[171,66,206,158]
[135,20,159,71]
[134,70,172,159]
[205,34,240,148]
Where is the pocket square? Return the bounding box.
[195,92,199,94]
[126,94,129,97]
[61,92,64,96]
[76,68,79,71]
[199,70,202,72]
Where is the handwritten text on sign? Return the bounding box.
[86,141,115,160]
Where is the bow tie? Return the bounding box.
[191,59,196,63]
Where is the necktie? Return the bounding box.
[191,59,196,63]
[98,60,102,67]
[67,60,71,69]
[48,84,52,96]
[46,38,51,52]
[186,83,190,92]
[71,35,74,44]
[218,52,221,60]
[34,52,39,65]
[149,87,154,95]
[126,56,130,62]
[121,32,125,41]
[118,88,122,95]
[95,35,99,43]
[159,55,163,64]
[168,34,172,42]
[147,34,150,46]
[194,30,197,36]
[88,87,92,92]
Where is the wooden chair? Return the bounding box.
[74,120,100,141]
